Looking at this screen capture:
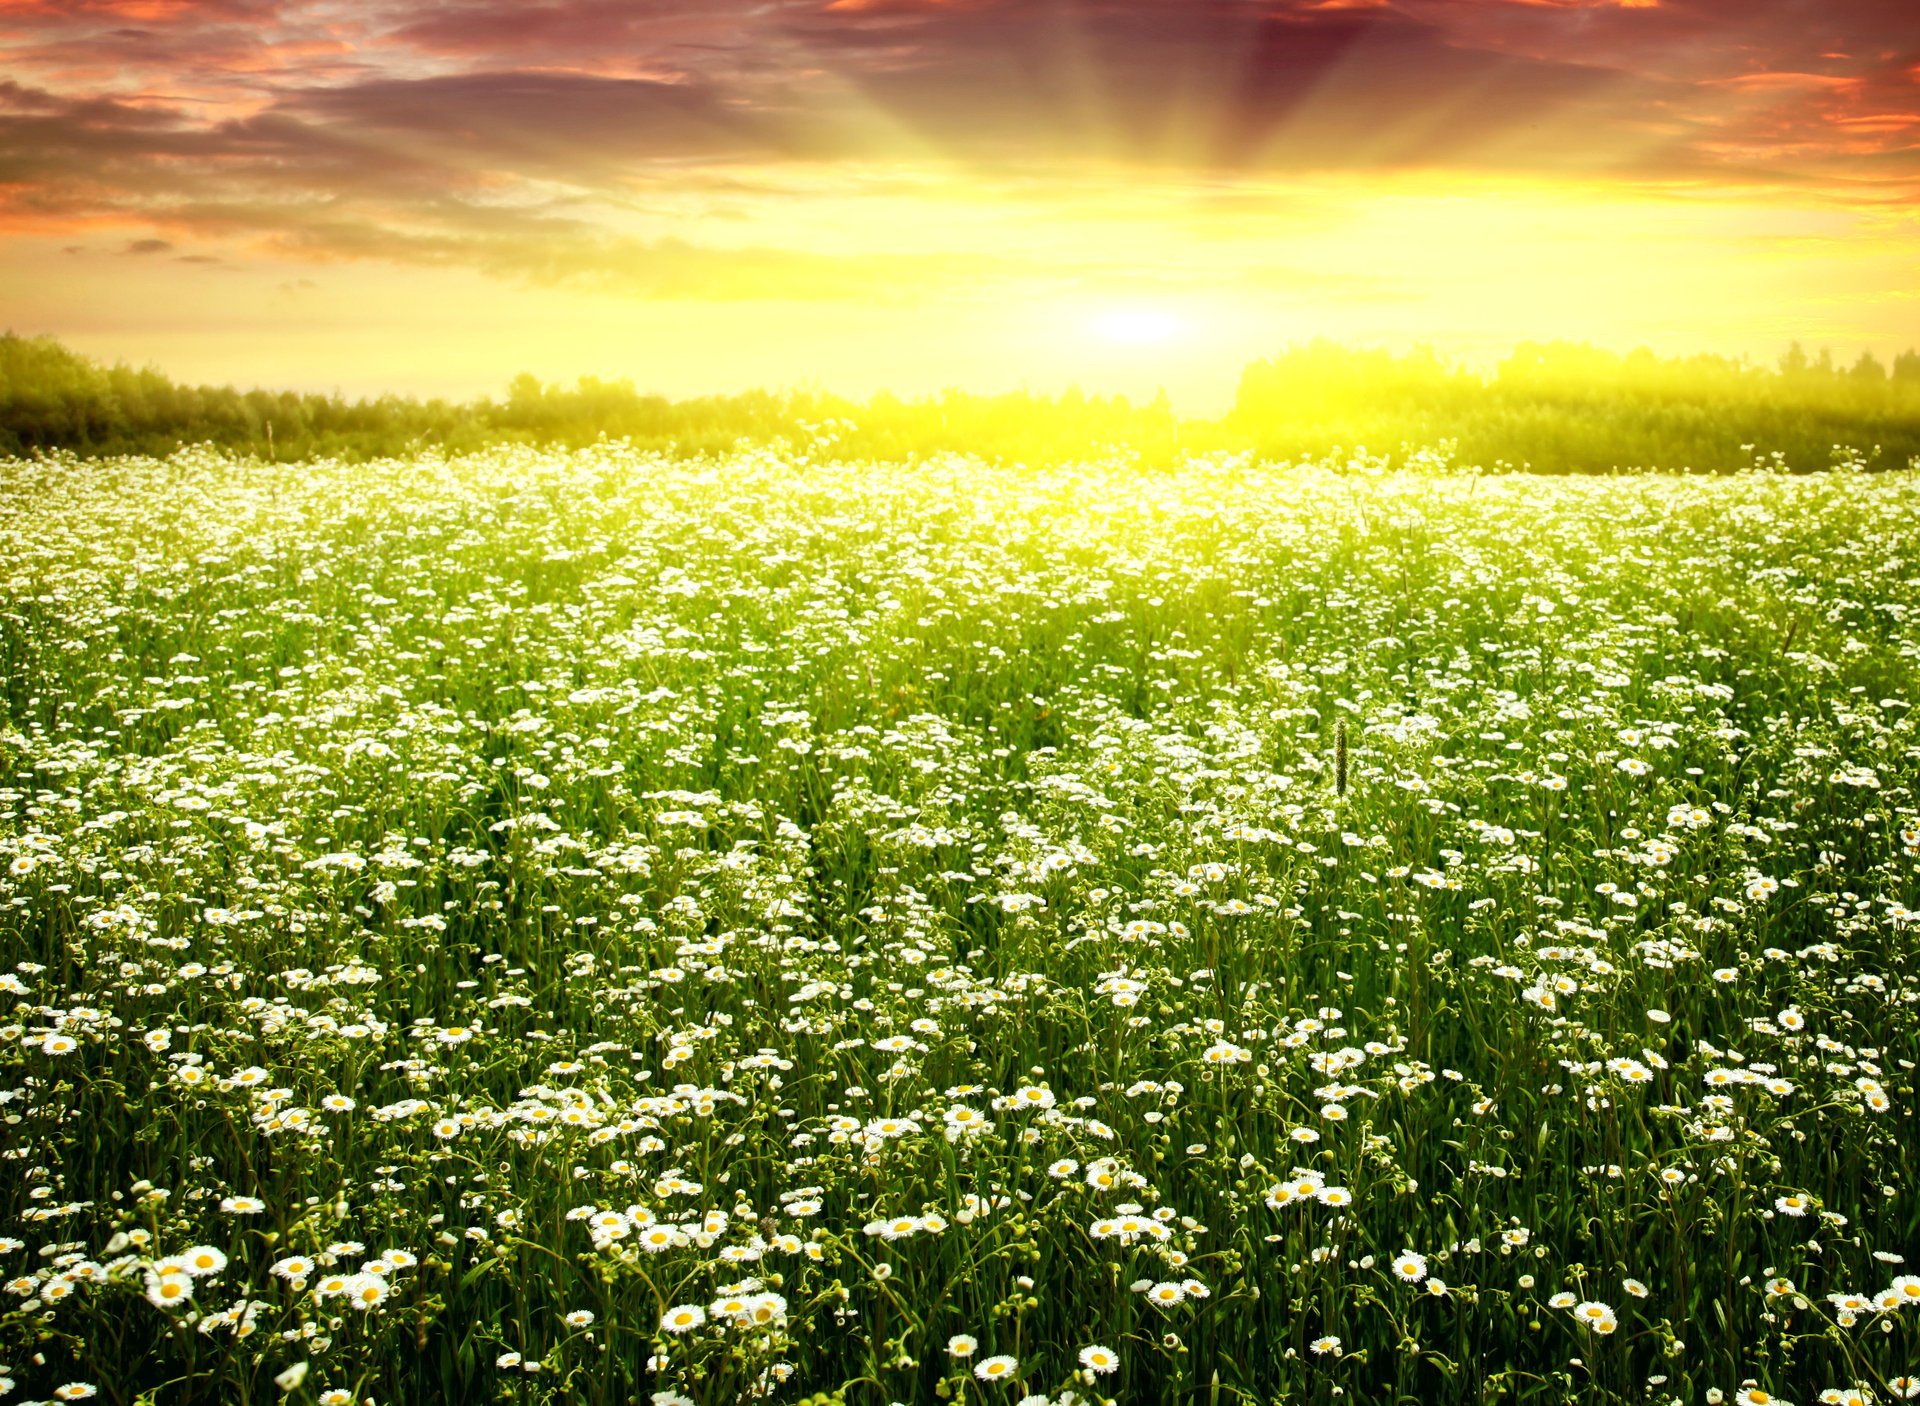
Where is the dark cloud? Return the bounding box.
[0,74,1031,297]
[282,69,809,168]
[3,1,1912,180]
[779,0,1657,171]
[376,1,746,65]
[0,0,1913,289]
[0,79,70,114]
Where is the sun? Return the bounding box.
[1091,307,1187,345]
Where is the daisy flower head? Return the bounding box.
[346,1273,390,1311]
[1078,1344,1119,1375]
[943,1105,988,1135]
[974,1355,1019,1383]
[745,1292,787,1327]
[1574,1300,1617,1334]
[180,1245,227,1277]
[1391,1251,1429,1283]
[144,1270,194,1309]
[947,1333,979,1358]
[661,1304,706,1334]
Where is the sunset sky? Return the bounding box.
[1,0,1916,408]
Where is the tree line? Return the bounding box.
[5,331,1919,471]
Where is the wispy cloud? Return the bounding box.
[0,0,1913,345]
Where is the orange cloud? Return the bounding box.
[0,0,1914,379]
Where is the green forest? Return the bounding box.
[5,330,1920,470]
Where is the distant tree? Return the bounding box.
[7,330,1920,472]
[1851,351,1888,383]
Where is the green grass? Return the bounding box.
[1,446,1917,1406]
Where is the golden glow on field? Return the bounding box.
[4,166,1913,410]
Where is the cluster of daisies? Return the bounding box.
[1,446,1917,1404]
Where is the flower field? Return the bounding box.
[1,446,1918,1406]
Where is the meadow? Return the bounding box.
[0,445,1917,1406]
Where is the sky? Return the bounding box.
[0,0,1916,409]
